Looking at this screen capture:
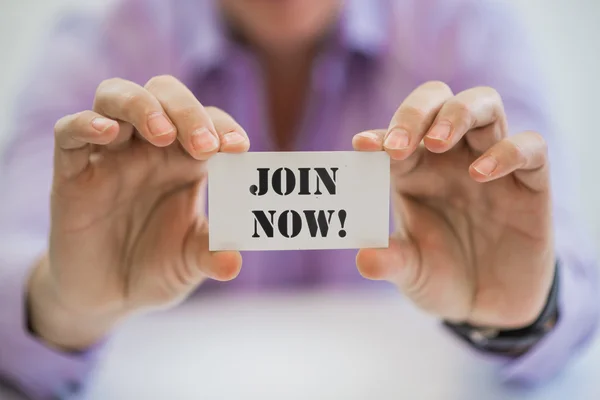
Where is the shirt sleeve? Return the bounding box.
[0,1,176,398]
[406,0,600,384]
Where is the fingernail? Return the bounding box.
[356,131,381,141]
[191,128,219,152]
[221,131,246,146]
[384,129,410,150]
[427,122,452,141]
[148,112,175,137]
[91,117,115,133]
[473,156,498,176]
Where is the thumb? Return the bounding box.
[356,235,422,291]
[184,218,243,283]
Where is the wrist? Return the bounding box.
[27,255,123,352]
[444,260,560,357]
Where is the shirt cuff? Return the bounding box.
[0,256,105,399]
[441,256,599,385]
[499,257,600,384]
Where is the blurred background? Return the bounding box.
[0,0,599,249]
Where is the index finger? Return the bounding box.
[145,75,221,160]
[144,75,249,160]
[352,129,424,177]
[93,78,177,147]
[423,86,507,154]
[384,81,454,160]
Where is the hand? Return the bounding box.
[28,75,249,350]
[353,81,554,329]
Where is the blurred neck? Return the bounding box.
[222,13,323,150]
[261,44,315,85]
[259,44,317,150]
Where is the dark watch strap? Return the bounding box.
[443,261,560,356]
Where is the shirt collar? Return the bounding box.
[338,0,389,60]
[176,0,390,80]
[175,0,229,79]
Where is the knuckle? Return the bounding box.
[203,106,221,115]
[205,106,242,131]
[97,77,119,89]
[95,77,121,97]
[95,78,147,113]
[204,106,232,125]
[54,112,84,137]
[539,140,549,161]
[530,131,548,150]
[507,141,527,164]
[447,99,474,126]
[94,80,111,106]
[204,106,230,121]
[53,115,70,136]
[420,80,452,95]
[474,86,504,115]
[475,85,502,101]
[398,105,427,121]
[145,74,179,90]
[120,91,147,111]
[530,131,549,162]
[169,105,203,126]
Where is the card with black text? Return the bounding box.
[208,151,390,251]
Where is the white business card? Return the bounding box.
[208,151,390,251]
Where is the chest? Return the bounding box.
[188,53,408,154]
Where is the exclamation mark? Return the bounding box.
[338,210,347,238]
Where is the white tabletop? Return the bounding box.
[3,289,597,400]
[67,289,599,400]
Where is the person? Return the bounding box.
[0,0,598,398]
